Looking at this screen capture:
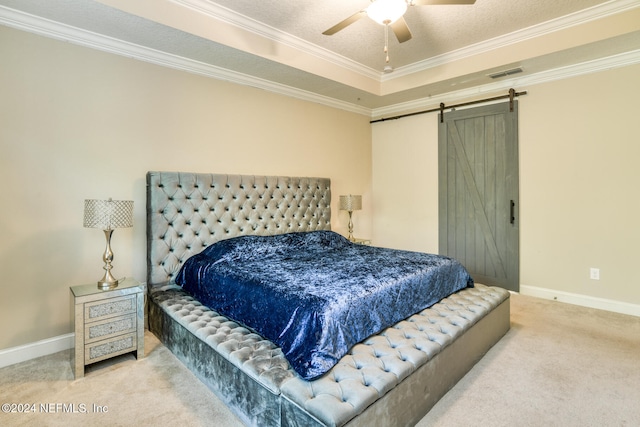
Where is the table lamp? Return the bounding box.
[84,198,134,290]
[339,194,362,242]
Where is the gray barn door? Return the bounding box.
[438,102,519,291]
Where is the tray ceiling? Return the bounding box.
[1,0,639,117]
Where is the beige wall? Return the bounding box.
[372,114,440,254]
[0,26,372,350]
[373,63,640,308]
[2,22,638,352]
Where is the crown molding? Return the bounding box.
[0,5,372,116]
[372,48,640,119]
[386,0,640,80]
[173,0,640,83]
[173,0,382,80]
[1,2,638,119]
[168,0,640,83]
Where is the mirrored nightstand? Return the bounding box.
[70,278,145,379]
[351,238,371,245]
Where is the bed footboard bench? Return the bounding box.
[149,283,510,426]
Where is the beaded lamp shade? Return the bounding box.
[339,195,362,212]
[84,199,134,230]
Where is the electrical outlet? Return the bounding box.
[590,268,600,280]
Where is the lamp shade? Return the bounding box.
[339,195,362,211]
[367,0,408,25]
[84,198,134,230]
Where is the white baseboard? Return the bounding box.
[520,285,640,317]
[0,333,74,369]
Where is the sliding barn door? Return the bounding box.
[438,102,519,291]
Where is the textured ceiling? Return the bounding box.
[1,0,639,116]
[210,0,607,69]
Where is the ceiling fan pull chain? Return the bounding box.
[384,23,390,63]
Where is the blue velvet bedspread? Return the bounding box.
[175,231,473,380]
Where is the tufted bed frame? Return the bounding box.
[146,171,510,426]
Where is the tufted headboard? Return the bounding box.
[146,171,332,286]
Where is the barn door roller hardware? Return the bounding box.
[370,88,527,124]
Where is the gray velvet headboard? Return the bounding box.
[146,171,332,286]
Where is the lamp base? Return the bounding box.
[97,271,120,290]
[347,210,355,241]
[97,279,119,290]
[97,228,119,290]
[98,279,120,291]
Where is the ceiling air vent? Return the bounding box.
[488,67,523,79]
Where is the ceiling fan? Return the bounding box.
[323,0,476,65]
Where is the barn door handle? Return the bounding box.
[510,200,515,224]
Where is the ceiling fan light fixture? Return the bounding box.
[367,0,408,25]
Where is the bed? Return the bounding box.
[146,171,510,426]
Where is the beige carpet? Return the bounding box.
[1,293,638,426]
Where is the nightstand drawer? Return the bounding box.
[85,314,137,344]
[84,294,136,322]
[85,333,137,364]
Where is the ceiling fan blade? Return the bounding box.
[390,17,412,43]
[410,0,476,5]
[322,11,367,35]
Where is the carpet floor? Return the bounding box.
[1,293,638,426]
